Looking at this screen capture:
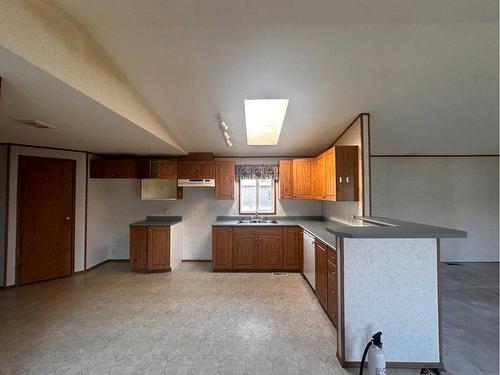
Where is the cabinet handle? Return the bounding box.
[339,177,342,184]
[346,176,350,184]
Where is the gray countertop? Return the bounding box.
[212,216,337,249]
[325,216,467,239]
[130,216,183,227]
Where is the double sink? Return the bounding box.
[237,217,279,224]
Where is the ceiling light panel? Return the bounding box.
[244,99,289,145]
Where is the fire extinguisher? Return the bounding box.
[359,331,386,375]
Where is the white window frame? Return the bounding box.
[239,178,276,215]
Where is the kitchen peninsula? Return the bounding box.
[212,215,466,369]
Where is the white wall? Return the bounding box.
[0,145,8,285]
[92,158,322,261]
[371,156,499,262]
[5,146,87,286]
[86,154,111,268]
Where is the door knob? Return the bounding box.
[65,216,73,221]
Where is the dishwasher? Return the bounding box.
[303,230,315,290]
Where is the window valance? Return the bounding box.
[235,164,279,181]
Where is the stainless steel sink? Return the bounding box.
[237,218,278,224]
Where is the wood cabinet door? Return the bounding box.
[90,159,140,178]
[292,158,313,198]
[313,154,326,199]
[215,161,235,200]
[200,161,216,179]
[283,227,303,270]
[212,227,233,269]
[156,160,177,179]
[232,234,259,269]
[327,283,338,327]
[257,233,283,269]
[148,227,170,270]
[279,160,293,199]
[315,241,328,309]
[178,161,200,179]
[324,149,336,200]
[335,146,359,201]
[130,226,148,271]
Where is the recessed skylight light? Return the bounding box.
[244,99,289,145]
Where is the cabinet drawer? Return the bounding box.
[327,248,336,263]
[327,285,338,327]
[328,274,337,291]
[233,227,283,235]
[327,260,337,279]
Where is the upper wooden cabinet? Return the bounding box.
[280,145,358,202]
[178,160,215,179]
[313,154,326,199]
[292,158,313,199]
[215,161,235,200]
[279,160,293,199]
[90,159,149,178]
[334,146,359,201]
[324,149,336,200]
[151,160,177,179]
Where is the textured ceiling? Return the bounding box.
[0,0,498,156]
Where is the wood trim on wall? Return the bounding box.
[328,113,369,150]
[3,145,10,287]
[360,117,365,215]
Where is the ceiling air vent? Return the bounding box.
[14,119,56,129]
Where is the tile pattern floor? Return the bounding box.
[0,261,497,375]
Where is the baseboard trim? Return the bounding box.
[341,361,443,369]
[85,259,129,271]
[182,259,212,262]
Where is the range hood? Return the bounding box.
[177,179,215,187]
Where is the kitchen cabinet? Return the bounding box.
[326,248,338,327]
[257,233,284,269]
[232,234,259,269]
[283,226,303,271]
[151,160,177,179]
[313,154,326,199]
[292,158,313,199]
[212,226,294,271]
[315,240,328,309]
[279,145,358,202]
[324,149,336,200]
[212,227,233,270]
[90,159,149,178]
[178,160,215,179]
[279,160,293,199]
[130,226,170,272]
[334,146,358,201]
[215,161,235,200]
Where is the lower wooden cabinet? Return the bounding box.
[212,227,233,270]
[283,226,303,271]
[212,226,294,271]
[233,234,259,269]
[315,240,328,309]
[327,248,338,327]
[130,226,171,272]
[258,234,283,269]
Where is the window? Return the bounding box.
[239,179,276,214]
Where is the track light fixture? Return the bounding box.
[217,113,232,147]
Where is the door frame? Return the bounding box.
[15,155,76,285]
